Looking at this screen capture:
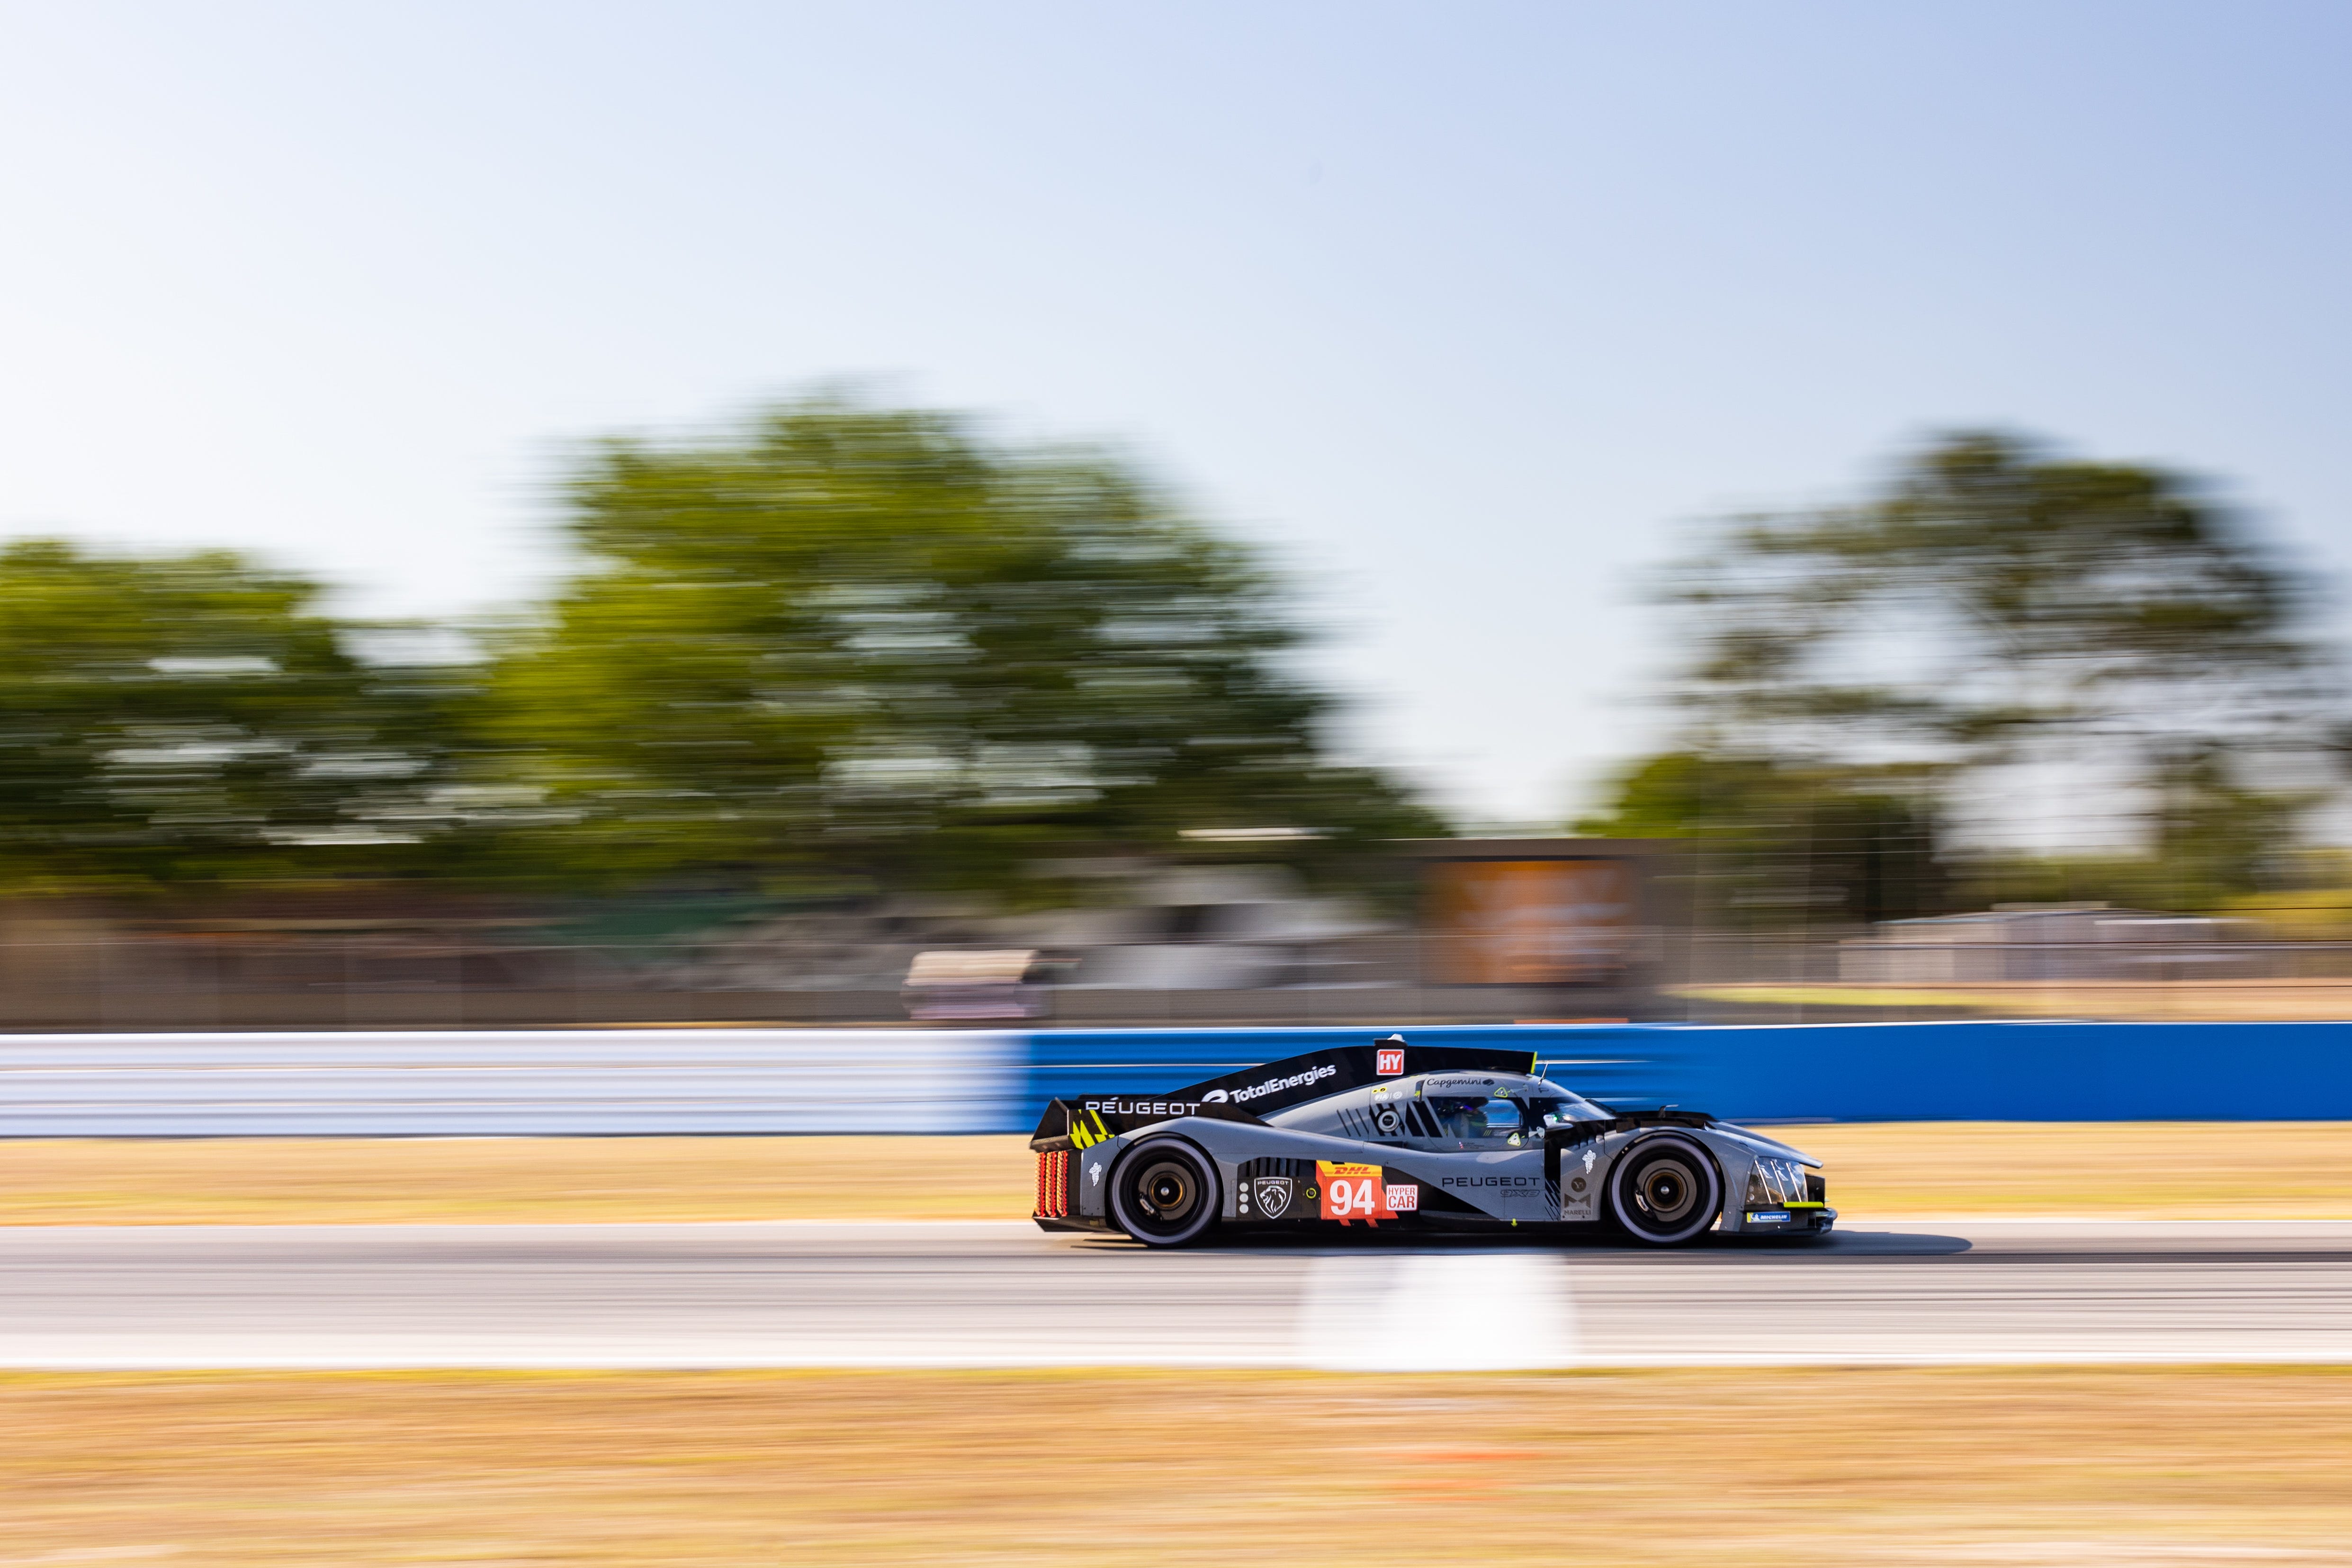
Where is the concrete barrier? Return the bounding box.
[0,1029,1023,1136]
[0,1020,2345,1137]
[1656,1019,2352,1121]
[1018,1020,2352,1126]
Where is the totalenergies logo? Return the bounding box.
[1225,1063,1338,1104]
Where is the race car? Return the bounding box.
[1030,1034,1832,1247]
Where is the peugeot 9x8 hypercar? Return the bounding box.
[1030,1035,1831,1247]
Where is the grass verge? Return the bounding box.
[0,1368,2348,1565]
[1670,978,2352,1020]
[0,1121,2343,1226]
[0,1134,1037,1225]
[1774,1120,2352,1218]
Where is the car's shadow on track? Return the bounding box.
[1063,1227,1973,1258]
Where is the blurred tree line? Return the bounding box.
[0,400,1442,910]
[11,411,2340,930]
[1580,432,2344,923]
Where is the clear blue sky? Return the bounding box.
[3,2,2348,826]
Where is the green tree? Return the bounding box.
[1627,432,2332,914]
[0,540,477,888]
[1673,432,2319,769]
[483,399,1443,894]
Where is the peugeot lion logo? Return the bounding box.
[1251,1176,1294,1219]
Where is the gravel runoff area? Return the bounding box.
[0,1121,2346,1225]
[0,1369,2349,1566]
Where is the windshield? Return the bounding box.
[1526,1080,1610,1123]
[1422,1080,1605,1143]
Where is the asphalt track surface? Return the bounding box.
[2,1219,2349,1369]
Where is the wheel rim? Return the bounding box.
[1135,1159,1198,1224]
[1115,1143,1216,1244]
[1616,1139,1718,1242]
[1638,1159,1698,1225]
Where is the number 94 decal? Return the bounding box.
[1317,1161,1419,1223]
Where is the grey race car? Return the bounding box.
[1030,1034,1833,1247]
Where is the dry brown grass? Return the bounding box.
[0,1135,1038,1225]
[1782,1120,2352,1217]
[0,1121,2348,1225]
[1672,978,2352,1020]
[0,1368,2348,1566]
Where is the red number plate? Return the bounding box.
[1319,1161,1411,1223]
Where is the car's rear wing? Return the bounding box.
[1027,1038,1540,1151]
[1029,1094,1266,1155]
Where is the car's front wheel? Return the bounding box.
[1608,1135,1722,1245]
[1109,1138,1221,1248]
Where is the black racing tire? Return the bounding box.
[1108,1137,1221,1248]
[1608,1134,1723,1246]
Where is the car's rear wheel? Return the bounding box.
[1609,1135,1721,1246]
[1109,1138,1220,1248]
